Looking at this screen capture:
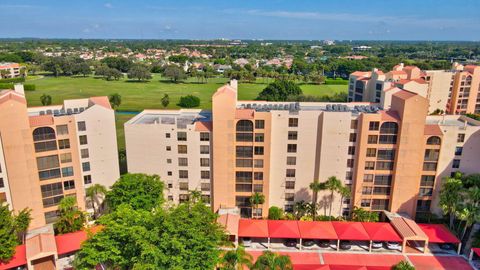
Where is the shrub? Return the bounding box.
[257,80,302,101]
[324,78,348,85]
[268,206,284,220]
[0,77,25,83]
[178,95,200,108]
[0,83,14,90]
[23,84,35,91]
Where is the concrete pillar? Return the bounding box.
[369,241,372,252]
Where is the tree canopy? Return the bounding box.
[257,80,302,101]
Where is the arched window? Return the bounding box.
[427,136,441,145]
[33,127,56,142]
[380,122,398,134]
[236,120,253,132]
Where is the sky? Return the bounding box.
[1,0,480,41]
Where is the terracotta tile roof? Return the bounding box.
[393,90,417,100]
[351,71,371,77]
[213,85,236,98]
[424,125,442,136]
[388,70,407,75]
[380,111,401,122]
[29,115,54,127]
[194,121,212,132]
[235,109,254,119]
[88,96,111,109]
[0,90,26,105]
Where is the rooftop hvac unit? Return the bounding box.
[46,110,53,115]
[39,111,45,115]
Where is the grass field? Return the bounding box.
[23,74,347,149]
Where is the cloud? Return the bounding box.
[104,3,113,9]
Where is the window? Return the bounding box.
[288,131,298,140]
[166,146,171,151]
[201,171,210,179]
[201,183,211,191]
[254,184,263,193]
[362,186,372,195]
[236,146,253,158]
[423,162,437,171]
[286,169,295,177]
[57,139,70,150]
[285,205,294,213]
[62,167,74,177]
[165,159,170,165]
[60,153,72,163]
[177,132,187,141]
[452,159,461,169]
[179,182,189,191]
[254,172,263,180]
[374,175,392,186]
[80,148,89,159]
[200,158,210,167]
[179,170,188,179]
[235,196,251,207]
[37,155,60,170]
[255,133,264,142]
[285,181,295,189]
[457,133,465,143]
[77,121,86,131]
[178,145,187,154]
[375,161,393,170]
[285,193,295,202]
[427,136,441,145]
[346,171,352,180]
[371,199,389,210]
[254,146,264,155]
[63,180,75,190]
[33,127,56,142]
[347,159,354,168]
[236,159,253,167]
[351,120,358,129]
[41,182,63,198]
[455,147,463,156]
[349,133,356,142]
[44,211,59,224]
[255,120,265,129]
[348,146,355,155]
[167,171,172,176]
[361,199,371,207]
[168,195,173,201]
[420,175,435,186]
[0,178,4,188]
[287,144,297,153]
[365,161,375,170]
[366,148,376,157]
[79,135,88,145]
[369,121,380,131]
[416,200,431,212]
[178,158,188,166]
[83,175,92,184]
[165,133,170,138]
[368,135,378,144]
[363,174,374,182]
[424,149,439,161]
[38,169,61,180]
[179,194,189,203]
[82,162,90,172]
[236,133,253,142]
[236,120,254,132]
[56,125,68,135]
[377,149,395,160]
[200,132,210,141]
[379,135,397,144]
[34,141,57,153]
[288,118,298,127]
[286,157,296,165]
[236,172,253,182]
[200,145,210,154]
[254,159,264,168]
[419,188,433,197]
[380,122,398,134]
[373,187,391,195]
[236,184,252,192]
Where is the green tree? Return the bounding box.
[0,203,17,262]
[293,200,310,220]
[178,95,200,108]
[101,57,132,72]
[108,93,122,110]
[252,251,293,270]
[74,62,91,77]
[127,64,152,81]
[86,184,107,220]
[325,176,342,219]
[163,65,187,82]
[268,206,284,220]
[40,94,52,105]
[456,204,480,241]
[13,208,31,244]
[351,206,379,222]
[161,94,170,108]
[54,196,86,235]
[309,180,326,220]
[219,245,253,270]
[392,260,415,270]
[338,186,351,217]
[257,80,302,101]
[106,173,164,211]
[439,177,464,229]
[250,192,265,218]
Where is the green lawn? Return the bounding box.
[24,74,347,149]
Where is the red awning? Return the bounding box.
[238,219,269,238]
[408,255,473,270]
[418,224,460,243]
[294,265,330,270]
[361,222,402,242]
[298,221,338,240]
[473,247,480,257]
[268,220,301,239]
[329,266,367,270]
[0,245,27,270]
[323,253,404,268]
[55,230,88,255]
[332,222,370,241]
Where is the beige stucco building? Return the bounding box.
[125,81,480,219]
[0,86,119,229]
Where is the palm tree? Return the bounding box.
[439,177,464,229]
[219,245,253,270]
[85,184,107,219]
[325,176,342,219]
[189,190,202,203]
[250,192,265,219]
[456,203,480,241]
[293,200,309,220]
[252,251,293,270]
[338,186,351,218]
[309,180,326,220]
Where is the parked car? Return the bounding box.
[340,241,352,250]
[284,239,297,248]
[385,242,400,250]
[318,240,331,248]
[242,237,252,247]
[439,243,453,250]
[371,241,383,249]
[302,239,315,247]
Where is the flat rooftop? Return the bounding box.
[127,110,212,127]
[237,101,381,114]
[426,115,479,127]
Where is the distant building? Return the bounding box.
[0,62,23,78]
[353,46,372,51]
[214,64,232,73]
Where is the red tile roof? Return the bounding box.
[361,222,402,242]
[267,220,301,239]
[29,115,54,127]
[235,109,254,119]
[418,224,460,244]
[424,125,442,136]
[89,96,111,109]
[194,121,212,132]
[238,219,269,238]
[380,111,401,122]
[393,90,417,100]
[297,221,338,240]
[0,91,26,105]
[331,221,370,241]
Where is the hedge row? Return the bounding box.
[0,77,25,83]
[324,78,349,85]
[0,83,35,91]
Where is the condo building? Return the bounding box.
[348,63,480,115]
[0,62,23,78]
[125,81,480,219]
[0,86,119,229]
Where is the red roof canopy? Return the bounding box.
[268,220,300,239]
[408,255,473,270]
[361,222,402,242]
[0,245,26,270]
[55,230,88,255]
[238,219,269,238]
[332,221,370,241]
[473,247,480,257]
[323,253,404,268]
[249,251,321,265]
[418,224,460,243]
[298,221,338,240]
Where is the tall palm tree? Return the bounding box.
[252,251,293,270]
[338,186,351,218]
[325,176,342,219]
[309,180,326,220]
[456,203,480,241]
[85,184,107,219]
[293,200,309,220]
[219,245,253,270]
[250,192,265,219]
